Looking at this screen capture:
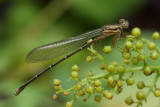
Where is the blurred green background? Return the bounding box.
[0,0,160,107]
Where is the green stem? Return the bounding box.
[87,46,107,65]
[137,71,159,107]
[57,65,160,94]
[141,37,160,53]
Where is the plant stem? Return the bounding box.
[87,46,107,65]
[141,37,160,53]
[57,65,160,94]
[137,71,159,107]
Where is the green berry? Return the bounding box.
[125,41,133,48]
[117,87,123,94]
[100,63,105,70]
[108,81,116,88]
[123,52,131,59]
[108,75,114,84]
[135,41,144,49]
[143,66,152,76]
[87,39,94,46]
[117,65,125,73]
[107,64,115,73]
[94,95,101,103]
[131,57,139,65]
[54,85,62,91]
[53,79,61,86]
[111,61,118,67]
[152,31,160,40]
[64,92,70,96]
[71,71,79,79]
[138,54,145,61]
[87,39,93,43]
[136,91,145,100]
[86,56,94,62]
[103,90,113,99]
[52,94,58,100]
[150,51,159,60]
[66,101,73,107]
[96,86,103,93]
[158,70,160,76]
[121,47,129,53]
[103,46,112,54]
[126,35,134,42]
[75,83,83,90]
[131,27,141,38]
[123,59,130,64]
[72,64,79,71]
[78,90,85,96]
[87,71,94,77]
[148,42,156,50]
[117,80,123,87]
[153,89,160,97]
[85,86,94,94]
[126,77,135,86]
[93,79,101,87]
[125,96,133,105]
[136,81,145,89]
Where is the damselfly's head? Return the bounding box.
[119,19,129,29]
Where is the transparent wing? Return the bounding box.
[25,28,102,63]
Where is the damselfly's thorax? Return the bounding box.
[102,19,129,34]
[102,25,121,33]
[100,19,129,47]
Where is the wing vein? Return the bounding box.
[25,28,102,63]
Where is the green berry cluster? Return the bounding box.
[52,28,160,107]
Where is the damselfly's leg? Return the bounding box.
[117,40,124,46]
[114,45,122,52]
[112,31,124,52]
[117,31,130,45]
[120,32,129,39]
[122,32,129,35]
[112,32,120,48]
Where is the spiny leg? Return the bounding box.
[112,32,122,52]
[114,40,123,53]
[118,38,126,40]
[113,45,122,53]
[117,40,124,46]
[122,32,129,35]
[112,32,120,48]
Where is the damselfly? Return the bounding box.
[14,19,129,96]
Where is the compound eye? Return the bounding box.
[124,21,129,28]
[119,19,125,24]
[119,19,129,29]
